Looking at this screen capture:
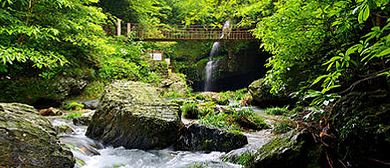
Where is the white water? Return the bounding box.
[204,20,231,91]
[51,118,242,168]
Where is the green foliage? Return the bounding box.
[99,57,142,81]
[303,90,341,107]
[272,120,294,134]
[199,105,267,132]
[219,88,248,101]
[0,77,63,103]
[195,93,229,105]
[199,112,242,132]
[222,151,255,166]
[0,0,168,103]
[62,112,82,119]
[181,101,199,119]
[265,107,288,115]
[0,0,108,72]
[62,101,84,111]
[182,0,390,107]
[76,81,106,99]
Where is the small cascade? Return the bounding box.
[50,118,241,168]
[204,20,230,91]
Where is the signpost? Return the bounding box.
[148,50,164,61]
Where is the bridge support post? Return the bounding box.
[117,19,121,36]
[127,23,131,37]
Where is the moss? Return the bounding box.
[86,80,181,150]
[0,103,75,167]
[62,101,84,111]
[222,151,255,166]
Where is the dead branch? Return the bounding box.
[340,67,390,94]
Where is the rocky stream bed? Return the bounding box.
[0,81,315,168]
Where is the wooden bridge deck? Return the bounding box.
[113,21,256,41]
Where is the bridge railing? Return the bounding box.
[112,20,255,41]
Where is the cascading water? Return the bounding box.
[204,20,230,91]
[51,117,241,168]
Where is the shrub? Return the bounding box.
[219,88,248,101]
[63,101,84,111]
[181,101,199,119]
[98,57,141,81]
[265,107,288,115]
[199,113,241,132]
[62,112,83,120]
[199,105,268,132]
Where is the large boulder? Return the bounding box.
[330,91,390,168]
[86,80,181,150]
[175,124,248,152]
[251,130,319,168]
[248,78,292,108]
[0,103,75,167]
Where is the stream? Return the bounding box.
[51,118,242,168]
[50,106,279,168]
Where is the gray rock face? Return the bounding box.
[77,99,99,110]
[0,103,75,167]
[248,78,291,108]
[175,124,248,152]
[86,80,181,150]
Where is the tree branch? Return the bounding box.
[339,67,390,94]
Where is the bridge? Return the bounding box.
[110,20,256,41]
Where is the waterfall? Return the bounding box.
[204,20,230,91]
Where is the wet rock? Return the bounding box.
[55,125,75,134]
[60,136,101,156]
[77,99,99,110]
[248,78,292,108]
[0,103,75,167]
[86,80,181,150]
[39,107,63,116]
[53,77,88,97]
[175,124,248,152]
[251,130,316,168]
[330,91,390,168]
[73,116,91,126]
[32,77,88,109]
[196,92,229,105]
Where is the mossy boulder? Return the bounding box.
[330,91,390,167]
[86,80,181,150]
[251,130,318,168]
[196,92,229,105]
[175,124,248,152]
[0,103,75,167]
[248,78,292,108]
